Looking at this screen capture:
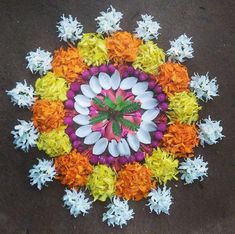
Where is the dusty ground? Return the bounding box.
[0,0,235,233]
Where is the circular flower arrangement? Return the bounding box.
[7,6,224,228]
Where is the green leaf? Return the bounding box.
[121,102,141,113]
[92,97,106,109]
[90,112,109,124]
[112,121,121,136]
[119,117,139,131]
[104,96,116,109]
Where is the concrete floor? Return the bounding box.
[0,0,235,233]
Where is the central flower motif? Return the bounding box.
[64,65,168,165]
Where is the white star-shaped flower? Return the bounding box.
[167,34,194,62]
[63,189,92,218]
[147,186,173,215]
[11,120,39,152]
[6,80,35,108]
[134,14,161,41]
[57,14,83,44]
[198,116,224,146]
[102,196,134,228]
[179,156,208,184]
[95,5,123,34]
[190,73,219,102]
[26,48,52,75]
[29,159,56,190]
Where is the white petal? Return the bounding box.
[137,128,151,144]
[73,115,90,125]
[127,134,140,152]
[120,77,137,90]
[142,109,160,121]
[89,76,102,94]
[74,95,91,107]
[81,84,96,98]
[140,121,157,132]
[84,132,101,145]
[110,70,121,90]
[75,125,92,138]
[135,91,154,102]
[98,72,111,90]
[118,139,131,156]
[92,138,108,155]
[108,140,119,157]
[132,82,148,95]
[141,99,158,110]
[74,103,89,115]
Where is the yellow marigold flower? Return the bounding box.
[145,148,179,184]
[168,91,201,124]
[87,164,116,202]
[35,72,69,101]
[133,41,165,74]
[77,33,108,66]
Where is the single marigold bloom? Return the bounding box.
[37,126,72,157]
[156,63,190,96]
[106,31,142,64]
[32,99,65,132]
[145,148,179,185]
[55,150,93,189]
[133,41,165,74]
[77,33,109,66]
[52,46,86,83]
[162,122,199,158]
[115,162,156,201]
[167,91,201,124]
[87,164,117,202]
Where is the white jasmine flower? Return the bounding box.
[179,156,208,184]
[167,34,194,62]
[134,14,161,41]
[147,186,173,215]
[198,116,224,146]
[57,14,83,44]
[63,189,92,218]
[6,80,35,108]
[190,73,219,102]
[95,5,123,34]
[11,120,39,152]
[102,196,134,228]
[29,159,56,190]
[26,48,52,75]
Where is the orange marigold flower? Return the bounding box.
[156,63,190,96]
[162,122,199,158]
[55,150,93,189]
[52,46,87,83]
[115,162,156,201]
[106,31,142,64]
[32,99,65,132]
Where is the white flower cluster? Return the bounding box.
[102,196,134,228]
[63,189,92,218]
[167,34,194,62]
[179,156,208,184]
[190,73,219,102]
[29,159,56,190]
[198,116,224,146]
[26,48,52,75]
[11,120,39,152]
[6,80,35,108]
[147,187,173,215]
[57,14,83,44]
[95,5,123,34]
[135,14,161,41]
